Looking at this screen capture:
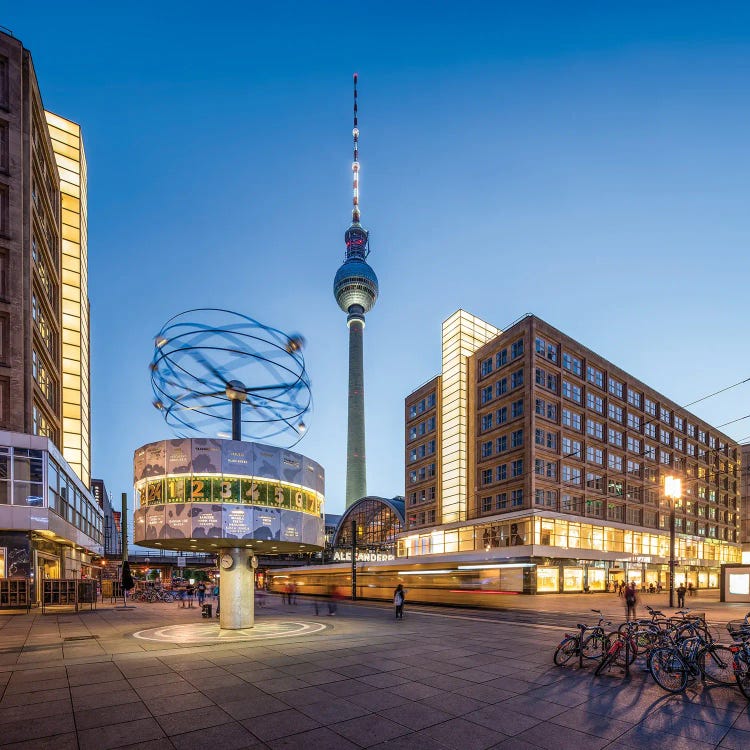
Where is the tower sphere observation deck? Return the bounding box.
[333,253,379,315]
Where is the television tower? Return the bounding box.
[333,74,379,508]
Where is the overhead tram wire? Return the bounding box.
[554,373,750,464]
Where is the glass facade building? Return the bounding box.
[0,431,102,586]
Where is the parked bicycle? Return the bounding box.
[726,613,750,700]
[553,610,611,667]
[647,628,734,693]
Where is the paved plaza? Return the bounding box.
[0,594,749,749]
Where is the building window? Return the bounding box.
[687,422,695,438]
[645,398,657,417]
[511,369,524,389]
[496,378,508,397]
[627,460,641,476]
[481,414,493,432]
[608,480,624,497]
[481,386,493,404]
[674,436,683,451]
[562,437,581,459]
[587,393,603,414]
[561,409,581,431]
[535,337,557,362]
[481,441,493,458]
[511,429,523,448]
[586,472,603,491]
[481,358,493,377]
[673,415,683,431]
[586,366,604,389]
[627,436,641,454]
[496,349,508,368]
[627,389,642,408]
[586,446,603,465]
[660,407,671,425]
[511,339,524,359]
[660,429,671,445]
[644,444,656,460]
[481,469,493,485]
[512,459,523,477]
[511,399,523,418]
[608,454,623,472]
[627,412,641,431]
[511,488,524,506]
[497,464,507,481]
[608,378,623,399]
[608,404,623,423]
[562,380,582,403]
[496,493,507,510]
[497,436,507,453]
[645,423,657,439]
[427,393,436,408]
[608,428,623,447]
[497,406,507,424]
[535,398,557,421]
[562,466,581,485]
[481,496,492,512]
[586,419,603,440]
[562,353,583,377]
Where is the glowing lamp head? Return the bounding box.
[664,476,682,500]
[285,334,305,353]
[225,380,248,402]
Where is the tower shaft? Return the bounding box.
[346,315,367,507]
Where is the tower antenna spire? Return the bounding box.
[352,72,360,224]
[334,73,379,508]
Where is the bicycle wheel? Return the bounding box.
[596,644,623,676]
[582,633,609,660]
[649,647,689,693]
[734,652,750,700]
[554,636,578,666]
[634,629,658,654]
[699,645,735,686]
[613,637,638,667]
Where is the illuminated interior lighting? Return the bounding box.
[397,569,455,575]
[458,563,535,570]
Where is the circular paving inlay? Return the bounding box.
[132,620,327,644]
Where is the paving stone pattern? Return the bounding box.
[0,596,748,749]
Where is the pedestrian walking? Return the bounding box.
[677,583,687,608]
[197,581,206,606]
[687,582,695,597]
[625,582,637,622]
[186,582,195,608]
[394,584,406,620]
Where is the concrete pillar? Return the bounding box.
[219,547,254,630]
[345,312,367,507]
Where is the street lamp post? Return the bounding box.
[664,476,682,609]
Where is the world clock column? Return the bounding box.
[218,549,257,629]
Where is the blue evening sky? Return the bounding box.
[5,2,750,521]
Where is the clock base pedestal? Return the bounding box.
[218,547,255,629]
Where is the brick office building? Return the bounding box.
[0,29,100,588]
[402,311,741,593]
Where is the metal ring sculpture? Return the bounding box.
[150,308,311,447]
